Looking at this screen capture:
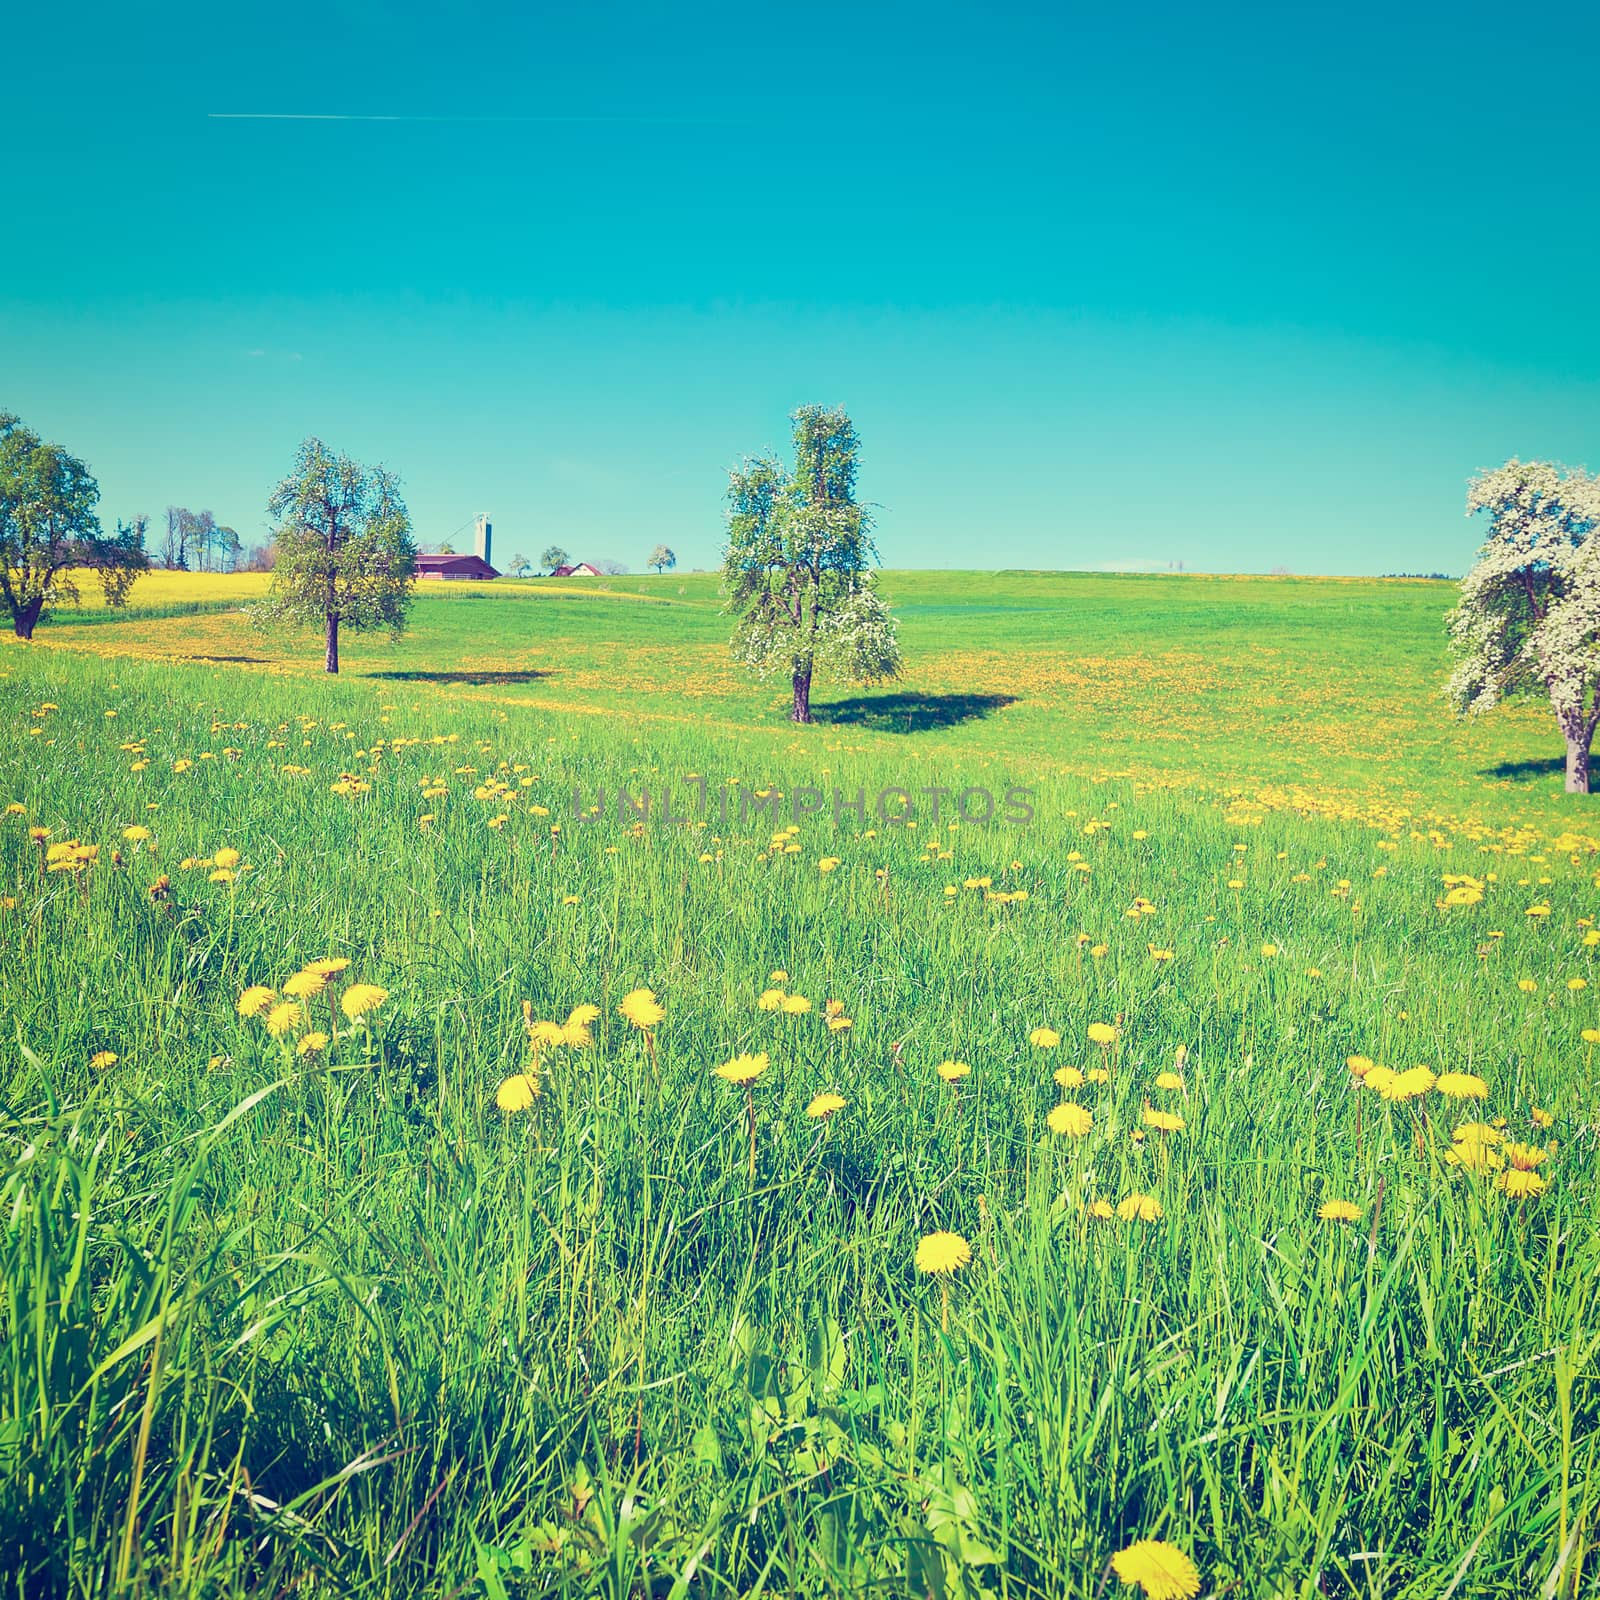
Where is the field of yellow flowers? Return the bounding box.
[4,572,1599,1599]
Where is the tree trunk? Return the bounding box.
[1567,732,1591,794]
[325,612,340,674]
[790,664,812,724]
[13,598,42,640]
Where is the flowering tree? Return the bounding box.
[1447,458,1600,791]
[722,406,901,723]
[0,411,148,638]
[254,437,415,673]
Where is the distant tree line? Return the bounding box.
[158,506,273,572]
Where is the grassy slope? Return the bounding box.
[2,573,1597,1599]
[39,570,1577,833]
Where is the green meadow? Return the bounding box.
[4,571,1598,1598]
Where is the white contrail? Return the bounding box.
[207,112,721,123]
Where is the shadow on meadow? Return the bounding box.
[812,691,1015,732]
[1480,755,1566,782]
[371,669,549,686]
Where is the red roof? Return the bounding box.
[417,553,500,579]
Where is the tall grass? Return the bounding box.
[1,630,1596,1598]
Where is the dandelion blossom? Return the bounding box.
[562,1002,600,1046]
[1142,1106,1184,1133]
[282,968,327,1000]
[1347,1054,1375,1077]
[307,956,350,977]
[237,985,276,1017]
[264,1002,304,1038]
[619,988,665,1030]
[1498,1168,1547,1198]
[1318,1199,1361,1223]
[1054,1064,1086,1089]
[1435,1072,1487,1100]
[296,1032,329,1057]
[340,984,389,1023]
[806,1092,847,1119]
[1117,1193,1163,1222]
[1086,1065,1110,1084]
[1111,1538,1201,1600]
[1047,1102,1092,1138]
[89,1050,118,1069]
[1086,1198,1114,1219]
[780,994,812,1015]
[1087,1022,1118,1046]
[914,1231,972,1276]
[1154,1070,1184,1091]
[936,1060,971,1082]
[1029,1026,1061,1049]
[757,989,785,1011]
[496,1073,540,1111]
[715,1052,769,1085]
[1503,1141,1549,1170]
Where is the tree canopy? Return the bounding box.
[0,410,148,638]
[253,437,415,673]
[647,544,677,574]
[1448,458,1600,791]
[541,545,570,574]
[722,406,900,723]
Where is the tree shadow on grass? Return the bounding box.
[813,691,1015,732]
[193,655,269,664]
[372,669,549,686]
[1481,756,1565,781]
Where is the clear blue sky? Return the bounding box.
[4,0,1597,575]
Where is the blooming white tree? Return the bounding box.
[1447,459,1600,791]
[722,406,901,723]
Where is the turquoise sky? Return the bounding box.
[5,1,1597,575]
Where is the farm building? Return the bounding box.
[416,516,499,580]
[416,553,499,580]
[551,562,603,577]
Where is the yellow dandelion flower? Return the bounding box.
[264,1002,304,1038]
[1110,1538,1200,1600]
[914,1231,972,1275]
[1154,1070,1184,1091]
[1029,1026,1061,1049]
[824,999,846,1017]
[1142,1106,1184,1133]
[1346,1054,1375,1077]
[1532,1106,1555,1128]
[1054,1064,1085,1089]
[757,988,785,1011]
[1116,1193,1163,1222]
[1497,1168,1547,1198]
[806,1092,847,1119]
[936,1060,971,1082]
[1260,942,1279,958]
[89,1050,118,1069]
[296,1032,329,1057]
[122,825,151,843]
[1519,978,1538,993]
[1318,1199,1361,1223]
[1435,1072,1487,1100]
[307,957,351,978]
[282,968,327,1000]
[561,1002,600,1046]
[826,1015,853,1033]
[768,969,789,983]
[715,1052,770,1085]
[619,988,665,1030]
[340,984,389,1023]
[1086,1065,1110,1084]
[237,985,277,1017]
[1503,1141,1549,1170]
[780,994,812,1014]
[496,1073,540,1111]
[1363,1065,1397,1094]
[1047,1102,1092,1137]
[1086,1198,1114,1219]
[1583,1028,1600,1044]
[212,847,241,870]
[1086,1022,1118,1046]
